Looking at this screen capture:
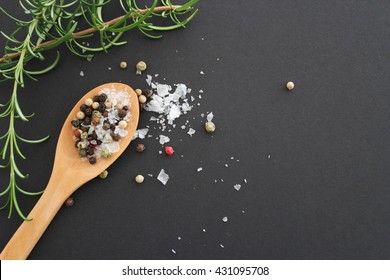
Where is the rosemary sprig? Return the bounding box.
[0,0,198,220]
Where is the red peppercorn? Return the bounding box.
[164,146,174,156]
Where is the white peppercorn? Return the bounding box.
[118,120,127,129]
[135,175,144,184]
[286,81,295,90]
[85,98,93,106]
[120,61,127,69]
[76,111,85,120]
[92,102,100,109]
[135,89,142,96]
[138,95,147,104]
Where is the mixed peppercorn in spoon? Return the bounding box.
[71,90,131,164]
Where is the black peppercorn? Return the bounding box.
[136,143,145,153]
[110,124,116,131]
[89,157,96,164]
[93,95,100,102]
[85,107,92,116]
[71,119,80,127]
[143,88,152,97]
[118,109,127,118]
[123,105,129,111]
[83,117,91,125]
[86,147,94,156]
[97,140,102,145]
[65,197,74,207]
[80,104,87,112]
[98,93,108,102]
[98,103,106,113]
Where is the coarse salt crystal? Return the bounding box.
[200,71,204,75]
[157,169,169,185]
[233,184,241,191]
[244,179,248,183]
[159,135,170,145]
[197,167,203,172]
[206,112,214,122]
[187,128,196,136]
[171,249,176,254]
[222,216,228,222]
[79,71,84,76]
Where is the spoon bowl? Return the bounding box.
[0,82,139,259]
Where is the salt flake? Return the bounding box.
[159,135,170,145]
[234,184,241,191]
[222,216,228,222]
[187,128,196,137]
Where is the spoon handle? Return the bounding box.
[0,175,74,260]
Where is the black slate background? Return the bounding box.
[0,0,390,260]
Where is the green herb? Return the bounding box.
[0,0,198,220]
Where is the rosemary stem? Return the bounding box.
[0,5,181,63]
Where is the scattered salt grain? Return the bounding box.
[199,89,204,93]
[178,237,182,240]
[268,154,271,159]
[222,216,228,222]
[197,167,203,172]
[158,151,163,154]
[87,57,92,62]
[172,249,176,254]
[202,229,206,232]
[244,179,248,184]
[148,174,153,177]
[225,164,229,167]
[230,156,235,160]
[79,71,84,76]
[146,75,152,86]
[220,244,224,248]
[234,184,241,191]
[187,128,196,137]
[157,169,169,185]
[200,71,204,75]
[159,135,170,145]
[198,95,202,99]
[181,125,186,130]
[108,67,111,70]
[206,112,214,122]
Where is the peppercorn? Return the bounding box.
[85,107,92,116]
[92,117,100,126]
[110,124,116,131]
[135,175,144,184]
[286,81,295,90]
[77,141,87,150]
[86,147,94,156]
[164,146,174,156]
[120,61,127,69]
[136,61,147,72]
[76,111,85,120]
[99,170,108,179]
[118,109,127,118]
[205,121,216,133]
[79,149,87,157]
[143,89,152,97]
[116,103,123,110]
[98,103,106,113]
[136,143,145,153]
[71,119,80,127]
[92,102,99,110]
[104,100,112,109]
[101,149,112,159]
[123,105,129,111]
[118,120,127,129]
[85,98,93,106]
[80,126,89,132]
[92,110,101,118]
[73,129,82,138]
[103,111,109,117]
[103,123,111,130]
[93,95,100,102]
[138,95,147,104]
[80,132,88,140]
[65,197,74,207]
[89,157,96,164]
[80,104,87,112]
[135,89,142,96]
[99,93,108,102]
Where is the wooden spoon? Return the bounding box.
[0,82,140,260]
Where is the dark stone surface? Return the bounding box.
[0,1,390,259]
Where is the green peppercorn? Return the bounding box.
[101,149,112,159]
[80,132,88,140]
[92,110,101,118]
[99,170,108,179]
[79,149,87,157]
[77,141,87,150]
[136,61,147,72]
